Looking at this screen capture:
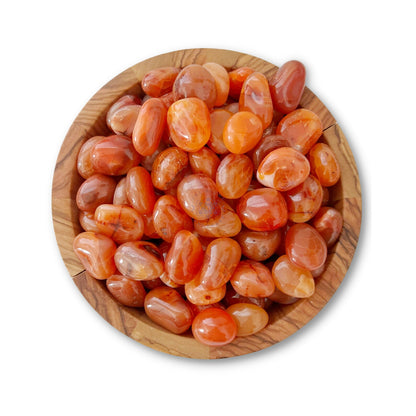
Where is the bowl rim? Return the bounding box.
[52,47,362,359]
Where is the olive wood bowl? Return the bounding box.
[52,48,362,359]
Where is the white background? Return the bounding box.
[1,1,415,415]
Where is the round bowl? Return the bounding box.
[52,48,362,359]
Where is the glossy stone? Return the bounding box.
[152,195,193,243]
[235,228,282,261]
[236,188,288,231]
[177,174,220,220]
[114,241,164,280]
[223,111,263,154]
[194,199,241,238]
[132,97,167,156]
[151,146,188,191]
[167,97,211,152]
[173,64,217,109]
[285,223,327,271]
[312,206,343,247]
[203,62,230,107]
[144,287,193,334]
[228,66,255,100]
[257,147,310,191]
[126,166,156,215]
[94,204,144,244]
[165,230,204,285]
[239,72,273,128]
[272,255,315,298]
[199,237,241,290]
[269,60,306,113]
[78,211,101,233]
[189,146,220,180]
[91,135,141,176]
[249,134,291,171]
[141,66,180,97]
[268,286,298,304]
[226,303,269,337]
[106,95,142,136]
[208,109,232,154]
[308,143,341,187]
[106,274,146,307]
[276,109,323,154]
[113,177,129,205]
[192,307,237,346]
[76,174,117,212]
[230,260,275,298]
[216,153,253,199]
[185,274,227,306]
[285,175,323,223]
[77,136,104,179]
[73,232,117,279]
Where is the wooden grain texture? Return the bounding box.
[52,48,362,359]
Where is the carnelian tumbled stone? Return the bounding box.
[94,204,144,244]
[235,228,282,262]
[216,153,253,199]
[236,188,288,231]
[230,260,275,298]
[152,195,193,243]
[192,307,237,346]
[173,64,217,109]
[132,97,167,156]
[167,97,211,152]
[308,142,341,187]
[91,135,141,176]
[239,71,273,128]
[151,146,188,191]
[79,211,101,233]
[285,175,323,223]
[228,66,255,100]
[77,136,104,179]
[185,274,226,306]
[257,147,310,191]
[249,134,291,171]
[223,111,263,154]
[269,60,306,114]
[202,62,230,107]
[285,223,327,271]
[73,232,117,280]
[144,286,193,334]
[312,206,343,247]
[126,166,156,215]
[188,146,220,180]
[194,199,241,238]
[226,303,269,337]
[177,174,220,220]
[106,95,142,136]
[199,237,241,290]
[76,174,117,213]
[272,255,315,298]
[141,66,180,97]
[268,286,298,305]
[113,177,129,205]
[153,195,193,243]
[208,109,233,154]
[165,230,204,285]
[276,109,323,155]
[106,274,146,307]
[114,241,164,281]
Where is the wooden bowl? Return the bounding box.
[52,48,362,359]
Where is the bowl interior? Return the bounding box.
[52,48,362,359]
